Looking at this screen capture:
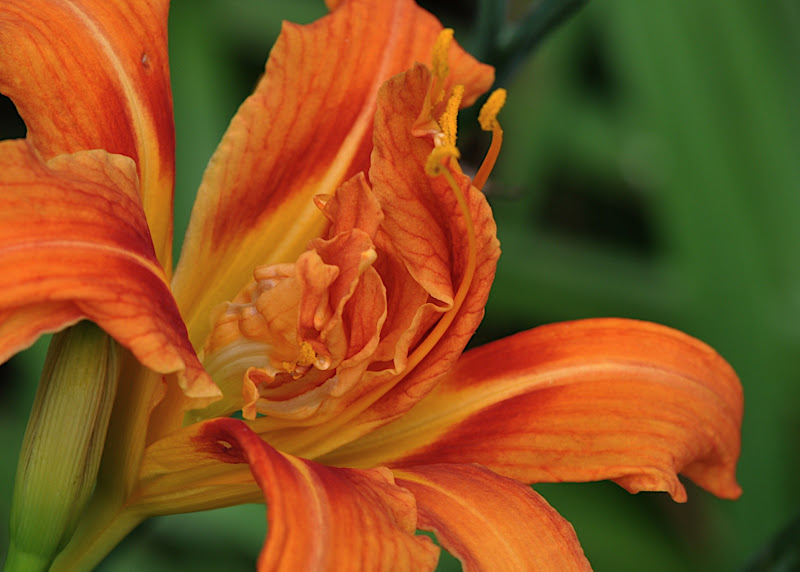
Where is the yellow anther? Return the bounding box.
[281,341,317,375]
[297,341,316,367]
[473,88,507,191]
[425,144,461,177]
[432,28,454,83]
[439,84,464,148]
[478,88,507,131]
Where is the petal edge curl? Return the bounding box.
[323,318,743,502]
[0,141,217,401]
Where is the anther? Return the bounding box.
[281,341,319,377]
[432,28,454,84]
[478,89,507,131]
[431,28,454,105]
[473,88,507,191]
[439,85,464,148]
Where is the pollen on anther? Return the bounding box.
[479,89,507,132]
[439,85,464,148]
[432,28,454,82]
[473,89,507,191]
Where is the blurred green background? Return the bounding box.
[2,0,800,570]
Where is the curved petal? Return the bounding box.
[245,63,500,461]
[172,0,493,348]
[322,318,743,502]
[194,418,439,571]
[350,62,501,426]
[394,464,590,571]
[0,0,175,268]
[0,141,217,400]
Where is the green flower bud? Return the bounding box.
[5,322,119,572]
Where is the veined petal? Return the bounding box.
[172,0,493,348]
[0,0,175,269]
[367,62,500,399]
[258,64,500,459]
[194,418,439,572]
[226,61,500,460]
[395,464,590,571]
[0,141,217,400]
[322,318,743,502]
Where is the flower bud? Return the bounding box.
[6,322,119,571]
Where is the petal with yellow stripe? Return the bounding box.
[171,0,494,348]
[322,318,743,502]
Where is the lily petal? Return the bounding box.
[0,141,216,400]
[322,318,743,502]
[194,418,439,572]
[395,464,591,571]
[365,62,501,410]
[172,0,493,348]
[0,0,175,268]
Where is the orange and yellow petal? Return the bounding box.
[395,464,591,571]
[0,141,216,400]
[172,0,493,348]
[322,318,743,502]
[0,0,175,268]
[195,418,439,572]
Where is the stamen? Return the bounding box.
[472,88,507,191]
[431,28,454,105]
[438,84,464,148]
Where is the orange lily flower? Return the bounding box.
[0,0,742,570]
